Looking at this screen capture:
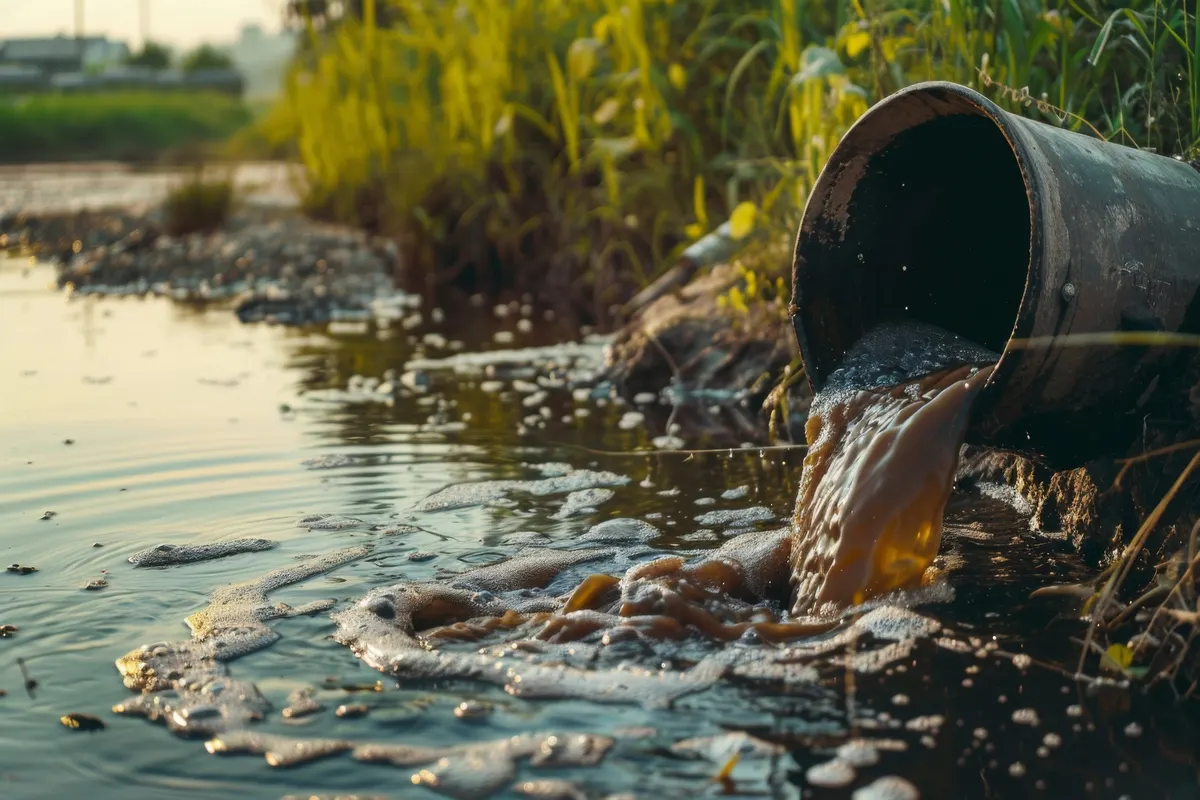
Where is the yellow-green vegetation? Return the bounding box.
[262,0,1200,317]
[0,92,252,165]
[163,168,236,236]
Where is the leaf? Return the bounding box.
[593,98,621,125]
[1100,643,1134,672]
[844,31,871,59]
[668,63,687,91]
[791,46,845,88]
[567,38,602,81]
[1088,9,1124,66]
[692,175,707,229]
[714,752,741,782]
[729,201,757,240]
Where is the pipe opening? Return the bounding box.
[794,93,1031,390]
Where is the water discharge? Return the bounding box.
[790,320,999,614]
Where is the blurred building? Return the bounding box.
[223,24,297,100]
[0,35,130,75]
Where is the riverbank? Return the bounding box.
[0,92,254,165]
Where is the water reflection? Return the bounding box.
[1,260,1198,799]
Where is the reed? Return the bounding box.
[264,0,1200,321]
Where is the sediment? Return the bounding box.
[1,206,402,324]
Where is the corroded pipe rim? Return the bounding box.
[789,80,1041,422]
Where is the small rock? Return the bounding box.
[7,565,37,575]
[0,624,18,637]
[335,703,369,719]
[63,439,74,445]
[40,511,56,521]
[82,579,108,591]
[407,552,437,562]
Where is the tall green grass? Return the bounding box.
[0,92,252,164]
[261,0,1200,318]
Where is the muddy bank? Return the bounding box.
[602,262,807,435]
[601,260,1200,593]
[2,206,403,324]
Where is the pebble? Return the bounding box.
[1124,722,1142,738]
[82,579,108,591]
[335,703,369,718]
[0,624,18,637]
[407,552,437,562]
[40,511,56,521]
[6,564,37,575]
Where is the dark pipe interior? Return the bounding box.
[797,112,1031,384]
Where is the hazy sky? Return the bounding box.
[4,0,287,50]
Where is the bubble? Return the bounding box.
[1011,708,1040,727]
[851,776,920,800]
[806,759,856,788]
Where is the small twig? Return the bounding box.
[1114,438,1200,489]
[17,657,37,698]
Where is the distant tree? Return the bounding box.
[285,0,396,30]
[126,41,172,69]
[181,45,234,73]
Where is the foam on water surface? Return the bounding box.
[127,538,278,567]
[416,469,631,512]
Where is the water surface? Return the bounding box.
[2,259,1198,799]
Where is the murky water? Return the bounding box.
[3,258,1200,799]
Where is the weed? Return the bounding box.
[265,0,1200,322]
[163,168,235,236]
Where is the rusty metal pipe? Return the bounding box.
[790,81,1200,468]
